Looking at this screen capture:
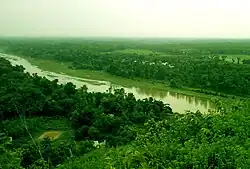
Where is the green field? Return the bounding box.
[114,49,155,54]
[104,48,181,58]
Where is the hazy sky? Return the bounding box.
[0,0,250,38]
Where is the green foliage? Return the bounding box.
[0,133,24,169]
[76,140,95,154]
[57,149,106,169]
[71,88,171,145]
[2,39,250,168]
[96,103,250,169]
[18,138,76,168]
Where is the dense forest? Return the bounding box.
[1,39,250,168]
[0,57,173,168]
[1,38,250,96]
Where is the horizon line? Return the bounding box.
[0,35,250,40]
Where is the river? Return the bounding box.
[0,53,214,113]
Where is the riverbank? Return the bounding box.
[21,56,237,102]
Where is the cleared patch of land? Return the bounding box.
[38,130,63,141]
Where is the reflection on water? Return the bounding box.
[0,53,214,113]
[134,87,214,113]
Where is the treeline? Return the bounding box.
[1,37,250,55]
[2,38,250,96]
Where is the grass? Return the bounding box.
[38,131,63,141]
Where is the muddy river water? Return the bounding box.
[0,53,215,113]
